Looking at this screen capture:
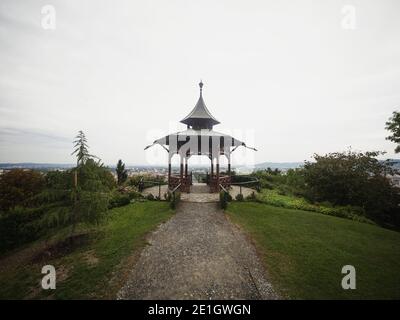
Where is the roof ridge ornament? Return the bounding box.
[180,81,220,129]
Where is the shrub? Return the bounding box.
[235,193,244,201]
[257,189,374,224]
[246,191,257,201]
[0,206,44,253]
[303,150,400,227]
[115,185,141,200]
[169,192,180,209]
[146,193,155,201]
[0,169,45,211]
[128,190,142,200]
[219,191,229,209]
[109,192,131,209]
[260,180,274,190]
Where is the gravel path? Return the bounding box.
[143,183,256,202]
[118,200,278,300]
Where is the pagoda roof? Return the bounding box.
[144,81,257,155]
[154,128,243,141]
[144,128,257,155]
[180,82,220,128]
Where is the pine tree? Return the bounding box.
[71,131,97,166]
[69,131,112,240]
[116,159,128,185]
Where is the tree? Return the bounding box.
[385,111,400,153]
[116,159,128,185]
[68,132,113,239]
[0,169,45,211]
[302,150,400,227]
[71,131,97,166]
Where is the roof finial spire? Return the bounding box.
[199,80,203,96]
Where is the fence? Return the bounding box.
[138,178,167,199]
[230,176,261,195]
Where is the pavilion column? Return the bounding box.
[180,155,184,183]
[185,157,188,178]
[227,153,231,176]
[216,155,220,191]
[210,158,214,178]
[168,153,172,187]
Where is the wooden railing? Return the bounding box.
[169,175,181,191]
[209,175,231,193]
[219,176,231,189]
[138,177,167,199]
[168,172,193,193]
[168,183,181,208]
[230,177,261,195]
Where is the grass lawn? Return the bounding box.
[227,202,400,299]
[257,189,374,224]
[0,201,173,299]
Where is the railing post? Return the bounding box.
[139,177,144,192]
[158,182,161,199]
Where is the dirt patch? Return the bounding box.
[31,233,90,264]
[55,264,71,282]
[0,242,49,274]
[24,263,71,300]
[82,250,99,266]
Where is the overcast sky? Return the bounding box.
[0,0,399,166]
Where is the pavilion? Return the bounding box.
[145,81,256,193]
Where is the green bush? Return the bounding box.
[302,150,400,227]
[169,192,180,209]
[260,180,274,190]
[128,190,142,200]
[109,192,131,209]
[0,169,45,211]
[146,193,155,201]
[246,191,257,201]
[0,206,44,253]
[257,189,374,224]
[219,191,229,209]
[235,193,244,202]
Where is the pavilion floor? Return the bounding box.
[142,183,256,202]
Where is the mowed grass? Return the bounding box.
[0,202,173,299]
[227,202,400,299]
